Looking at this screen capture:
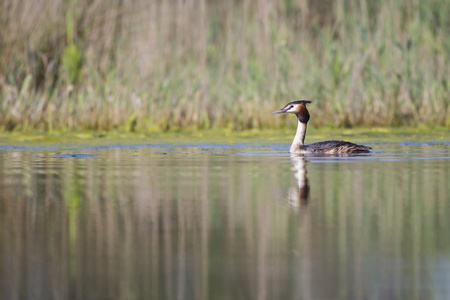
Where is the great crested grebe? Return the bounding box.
[272,100,371,154]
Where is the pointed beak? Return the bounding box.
[272,108,287,115]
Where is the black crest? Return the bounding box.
[286,100,312,106]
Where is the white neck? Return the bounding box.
[290,120,307,153]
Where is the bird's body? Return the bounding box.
[273,100,371,154]
[295,140,371,154]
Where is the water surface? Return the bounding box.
[1,131,449,300]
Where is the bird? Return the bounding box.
[272,100,371,154]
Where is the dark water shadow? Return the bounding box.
[52,154,101,157]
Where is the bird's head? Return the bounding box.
[272,100,311,123]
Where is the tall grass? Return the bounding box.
[0,0,449,131]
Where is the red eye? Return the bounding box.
[290,106,294,108]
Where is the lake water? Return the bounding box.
[1,131,449,300]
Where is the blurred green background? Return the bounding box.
[0,0,448,131]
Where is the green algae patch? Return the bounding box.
[0,127,448,150]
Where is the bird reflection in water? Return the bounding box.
[288,154,310,208]
[287,154,313,300]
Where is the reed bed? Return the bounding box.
[0,0,449,131]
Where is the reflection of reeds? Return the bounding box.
[0,0,448,130]
[0,149,449,299]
